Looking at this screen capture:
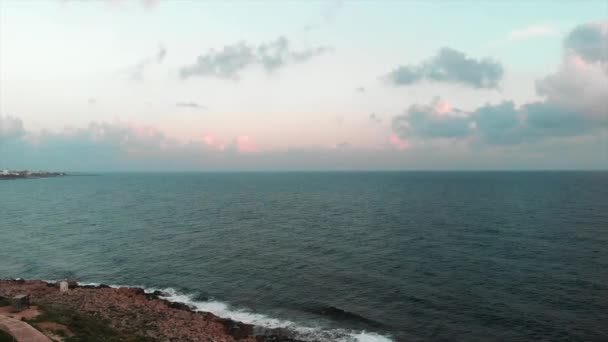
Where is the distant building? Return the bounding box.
[59,280,69,293]
[11,294,30,312]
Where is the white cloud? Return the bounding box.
[507,25,557,41]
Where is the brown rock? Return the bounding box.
[0,279,305,342]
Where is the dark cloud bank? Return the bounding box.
[1,110,605,171]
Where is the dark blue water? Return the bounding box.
[1,172,607,341]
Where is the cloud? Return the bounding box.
[369,113,382,124]
[202,134,225,151]
[0,119,340,171]
[392,98,472,140]
[89,0,159,10]
[508,25,556,41]
[156,46,167,63]
[536,55,608,119]
[389,134,409,151]
[232,136,258,153]
[564,22,608,63]
[392,96,606,146]
[141,0,159,9]
[535,20,608,119]
[290,46,330,63]
[6,120,260,158]
[127,46,167,80]
[69,121,173,154]
[468,101,522,145]
[322,0,343,23]
[472,101,603,145]
[180,42,255,80]
[179,37,330,79]
[384,47,504,89]
[0,119,264,170]
[1,116,605,171]
[0,120,181,170]
[391,21,608,146]
[176,101,207,110]
[356,86,366,93]
[303,0,343,32]
[0,116,26,142]
[331,141,350,150]
[87,98,97,105]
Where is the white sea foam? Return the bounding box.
[150,287,395,342]
[350,331,394,342]
[64,281,394,342]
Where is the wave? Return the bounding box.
[308,306,385,328]
[73,281,395,342]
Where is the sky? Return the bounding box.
[0,0,607,171]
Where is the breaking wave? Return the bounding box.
[75,281,394,342]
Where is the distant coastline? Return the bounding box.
[0,170,67,180]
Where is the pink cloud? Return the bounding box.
[434,99,452,114]
[126,122,162,138]
[572,56,586,69]
[235,135,258,153]
[202,134,226,151]
[389,134,409,151]
[537,51,608,119]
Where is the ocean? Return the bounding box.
[1,172,607,341]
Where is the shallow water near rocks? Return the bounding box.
[1,172,607,341]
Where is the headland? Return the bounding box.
[0,170,66,180]
[0,279,302,342]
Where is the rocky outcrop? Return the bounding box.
[0,279,303,342]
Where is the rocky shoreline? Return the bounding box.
[0,279,303,342]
